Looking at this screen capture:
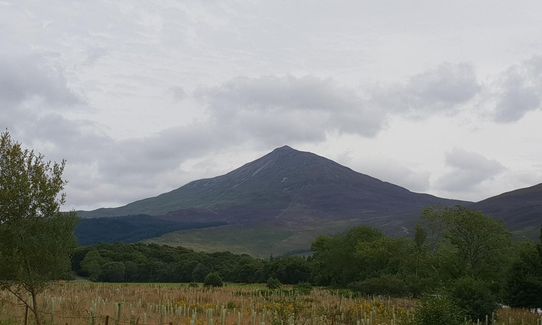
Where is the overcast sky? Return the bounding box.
[2,0,542,210]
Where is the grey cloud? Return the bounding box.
[168,86,187,101]
[373,63,480,116]
[197,75,387,142]
[0,54,81,107]
[492,56,542,122]
[436,148,505,192]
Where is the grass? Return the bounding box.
[1,282,541,325]
[147,219,380,257]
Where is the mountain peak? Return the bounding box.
[272,145,296,153]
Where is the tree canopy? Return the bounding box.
[0,131,77,325]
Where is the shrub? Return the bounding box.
[99,262,126,282]
[349,275,409,297]
[296,282,312,295]
[450,277,497,321]
[267,277,282,289]
[204,272,223,287]
[192,263,211,282]
[188,282,199,288]
[413,294,464,325]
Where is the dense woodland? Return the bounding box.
[73,206,542,320]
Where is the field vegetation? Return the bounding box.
[0,282,541,325]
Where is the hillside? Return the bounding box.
[77,146,466,255]
[472,183,542,238]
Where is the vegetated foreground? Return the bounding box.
[0,282,539,325]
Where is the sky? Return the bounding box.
[1,0,542,210]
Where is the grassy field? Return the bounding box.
[148,219,380,257]
[1,282,541,325]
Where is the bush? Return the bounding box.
[296,282,312,295]
[349,275,409,297]
[99,262,126,282]
[505,241,542,308]
[413,294,464,325]
[450,277,497,321]
[204,272,223,287]
[188,282,199,288]
[267,277,281,289]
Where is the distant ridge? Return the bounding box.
[472,183,542,238]
[77,146,468,255]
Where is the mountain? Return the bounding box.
[472,183,542,238]
[75,215,226,246]
[78,146,466,256]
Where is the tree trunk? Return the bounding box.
[30,289,42,325]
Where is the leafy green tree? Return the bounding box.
[80,249,104,280]
[311,227,384,286]
[420,207,512,284]
[99,262,126,282]
[0,131,77,325]
[192,263,211,282]
[349,275,409,297]
[267,256,311,284]
[505,230,542,308]
[204,272,223,287]
[450,277,497,321]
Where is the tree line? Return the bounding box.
[72,243,311,284]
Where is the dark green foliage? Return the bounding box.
[72,242,275,283]
[413,295,465,325]
[204,272,223,287]
[505,231,542,308]
[266,277,281,289]
[192,263,211,282]
[295,282,312,295]
[311,227,386,286]
[349,275,409,297]
[100,262,126,282]
[80,249,104,281]
[420,207,512,282]
[450,277,497,321]
[265,256,311,284]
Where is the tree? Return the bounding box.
[204,272,223,287]
[420,207,511,283]
[192,263,210,282]
[99,262,126,282]
[505,229,542,308]
[80,249,104,280]
[0,131,77,325]
[450,277,497,321]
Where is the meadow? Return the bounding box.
[0,282,540,325]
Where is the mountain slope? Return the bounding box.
[472,183,542,236]
[78,146,467,255]
[80,146,462,220]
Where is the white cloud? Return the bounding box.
[491,56,542,122]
